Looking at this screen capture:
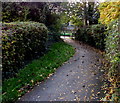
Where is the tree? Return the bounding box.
[88,2,95,25]
[98,1,120,25]
[60,2,99,28]
[2,2,62,33]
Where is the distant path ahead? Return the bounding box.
[19,37,105,101]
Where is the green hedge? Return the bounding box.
[75,24,106,50]
[2,22,48,79]
[2,42,75,103]
[75,22,120,101]
[104,19,120,102]
[106,19,120,77]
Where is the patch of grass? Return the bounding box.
[58,33,73,36]
[2,42,75,103]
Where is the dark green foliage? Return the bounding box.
[104,19,120,102]
[75,24,106,50]
[2,42,75,103]
[105,19,120,78]
[2,2,27,22]
[2,22,48,79]
[2,2,47,23]
[46,13,62,41]
[2,2,62,32]
[2,2,63,42]
[46,13,61,33]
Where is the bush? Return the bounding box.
[104,19,120,102]
[46,13,62,41]
[105,19,120,76]
[75,24,106,50]
[2,22,48,79]
[98,2,120,101]
[2,42,75,103]
[90,24,106,50]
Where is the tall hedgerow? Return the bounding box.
[99,1,120,102]
[2,22,48,79]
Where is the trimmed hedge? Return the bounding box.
[106,19,120,77]
[2,42,75,103]
[75,24,106,50]
[104,19,120,102]
[2,22,48,79]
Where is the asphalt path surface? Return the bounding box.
[18,37,105,102]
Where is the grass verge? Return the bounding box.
[2,42,75,103]
[58,33,73,36]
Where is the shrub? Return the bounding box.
[90,24,106,50]
[75,24,106,50]
[2,22,48,79]
[105,19,120,76]
[104,19,120,102]
[2,42,75,103]
[98,1,120,101]
[46,13,62,41]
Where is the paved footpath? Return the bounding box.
[18,37,105,102]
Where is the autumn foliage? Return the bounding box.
[99,1,120,24]
[99,1,120,102]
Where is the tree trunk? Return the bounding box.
[88,2,94,25]
[83,2,87,27]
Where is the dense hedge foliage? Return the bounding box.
[104,19,120,102]
[75,20,120,101]
[2,42,75,103]
[75,24,106,50]
[106,19,120,76]
[2,2,62,34]
[2,22,48,79]
[2,2,50,23]
[98,1,120,101]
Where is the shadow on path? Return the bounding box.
[18,37,105,101]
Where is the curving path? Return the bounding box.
[18,37,105,102]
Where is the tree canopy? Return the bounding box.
[98,1,120,24]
